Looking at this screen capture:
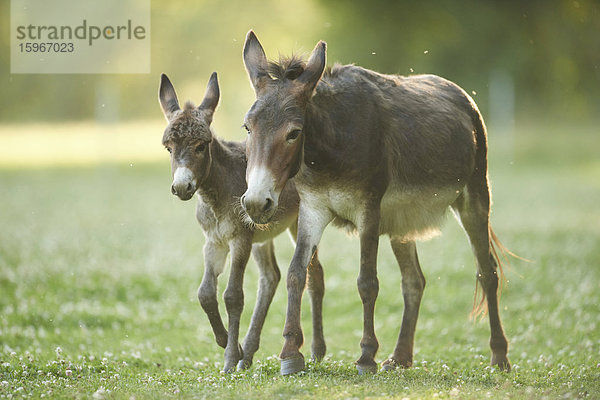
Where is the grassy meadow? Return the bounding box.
[0,122,599,399]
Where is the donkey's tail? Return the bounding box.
[470,227,528,319]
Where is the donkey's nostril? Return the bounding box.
[171,185,177,195]
[186,182,193,192]
[240,195,247,209]
[263,198,273,212]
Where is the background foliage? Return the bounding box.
[1,0,599,126]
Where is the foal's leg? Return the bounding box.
[280,206,332,375]
[198,241,229,348]
[452,188,511,371]
[289,221,327,362]
[355,206,381,374]
[381,239,425,371]
[237,240,281,370]
[222,236,253,373]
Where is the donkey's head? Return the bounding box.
[240,31,326,223]
[159,72,220,201]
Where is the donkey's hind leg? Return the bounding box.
[238,240,281,370]
[452,186,511,371]
[381,239,425,371]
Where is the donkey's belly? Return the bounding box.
[325,185,460,241]
[379,186,460,240]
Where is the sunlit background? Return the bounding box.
[1,2,600,397]
[1,0,598,166]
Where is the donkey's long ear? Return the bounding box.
[243,30,272,95]
[297,41,327,95]
[159,74,181,121]
[198,72,220,124]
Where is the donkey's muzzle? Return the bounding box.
[243,166,280,223]
[241,193,275,224]
[171,166,197,201]
[171,181,196,201]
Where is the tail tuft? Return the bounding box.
[470,227,528,320]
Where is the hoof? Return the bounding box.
[491,353,511,372]
[222,343,244,373]
[311,343,326,363]
[356,363,378,375]
[491,357,511,372]
[237,359,252,371]
[280,355,305,375]
[222,363,236,374]
[380,358,398,372]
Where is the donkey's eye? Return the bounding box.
[286,129,302,142]
[165,146,172,154]
[243,124,251,135]
[195,143,207,153]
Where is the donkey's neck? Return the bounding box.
[196,134,246,210]
[302,100,347,172]
[303,86,390,182]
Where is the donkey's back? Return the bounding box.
[317,66,479,186]
[310,66,485,240]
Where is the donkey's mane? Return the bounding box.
[183,101,196,111]
[267,54,349,83]
[268,55,306,81]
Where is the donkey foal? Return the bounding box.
[158,72,326,372]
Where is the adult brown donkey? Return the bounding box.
[240,31,511,375]
[159,72,326,373]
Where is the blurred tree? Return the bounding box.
[1,0,598,123]
[316,0,600,121]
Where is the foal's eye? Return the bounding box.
[165,146,172,154]
[243,124,250,135]
[286,129,302,142]
[195,143,206,153]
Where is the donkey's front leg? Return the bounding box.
[237,240,281,371]
[280,206,332,375]
[222,237,252,373]
[198,241,229,348]
[355,206,381,375]
[289,220,327,362]
[307,250,326,361]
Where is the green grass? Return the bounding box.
[1,124,599,399]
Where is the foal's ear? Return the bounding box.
[243,30,272,95]
[297,41,327,95]
[198,72,220,124]
[159,73,181,121]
